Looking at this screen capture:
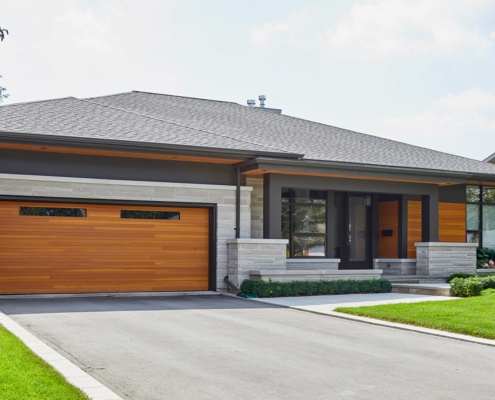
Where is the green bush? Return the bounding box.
[447,272,474,283]
[240,278,392,298]
[477,247,495,268]
[450,276,495,297]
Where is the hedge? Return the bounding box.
[240,278,392,298]
[450,276,495,297]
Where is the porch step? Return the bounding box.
[391,283,451,297]
[385,275,448,284]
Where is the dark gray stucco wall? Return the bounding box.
[439,184,466,203]
[0,150,237,185]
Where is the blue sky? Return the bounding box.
[1,0,495,160]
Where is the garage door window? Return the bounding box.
[20,207,87,217]
[120,210,180,220]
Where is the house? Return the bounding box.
[0,91,494,295]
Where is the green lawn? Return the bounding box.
[0,325,89,400]
[335,290,495,339]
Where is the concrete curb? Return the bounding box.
[305,309,495,348]
[0,311,123,400]
[237,295,495,348]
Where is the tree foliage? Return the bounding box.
[0,27,8,41]
[0,26,9,102]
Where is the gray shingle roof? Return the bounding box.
[1,90,495,176]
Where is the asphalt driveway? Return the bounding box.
[1,294,494,400]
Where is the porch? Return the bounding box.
[227,239,477,287]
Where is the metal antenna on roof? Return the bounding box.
[247,99,256,107]
[259,95,266,108]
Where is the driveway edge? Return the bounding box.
[234,295,495,348]
[0,310,123,400]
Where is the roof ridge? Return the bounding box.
[131,90,239,105]
[0,96,77,108]
[84,90,239,106]
[81,97,293,154]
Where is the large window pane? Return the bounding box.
[466,204,480,231]
[293,189,326,205]
[482,205,495,249]
[483,186,495,204]
[293,205,326,234]
[467,232,480,244]
[467,186,480,203]
[293,236,326,257]
[281,203,290,239]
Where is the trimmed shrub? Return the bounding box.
[240,278,392,298]
[450,276,495,297]
[447,272,475,283]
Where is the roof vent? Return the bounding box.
[259,95,266,108]
[246,94,282,114]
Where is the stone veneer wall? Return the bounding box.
[246,177,264,239]
[0,173,253,291]
[373,259,417,275]
[415,242,477,276]
[286,259,340,270]
[226,239,288,287]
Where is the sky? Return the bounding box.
[1,0,495,161]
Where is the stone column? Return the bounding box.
[227,239,288,287]
[415,242,477,276]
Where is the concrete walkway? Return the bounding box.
[250,292,495,347]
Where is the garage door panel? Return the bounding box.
[0,201,210,294]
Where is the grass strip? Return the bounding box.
[0,324,89,400]
[335,291,495,339]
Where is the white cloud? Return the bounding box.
[251,21,290,44]
[374,88,495,159]
[435,88,495,110]
[250,12,308,46]
[325,0,494,58]
[1,0,183,103]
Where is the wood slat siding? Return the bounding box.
[0,201,209,294]
[379,201,399,258]
[439,203,466,243]
[407,201,422,259]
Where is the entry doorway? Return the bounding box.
[335,193,372,269]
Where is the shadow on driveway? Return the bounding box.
[0,293,279,315]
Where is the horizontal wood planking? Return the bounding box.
[407,201,422,259]
[0,201,209,294]
[0,143,240,164]
[379,201,399,258]
[439,202,466,243]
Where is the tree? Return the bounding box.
[0,27,8,41]
[0,26,9,102]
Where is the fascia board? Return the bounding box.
[0,131,304,160]
[238,157,473,183]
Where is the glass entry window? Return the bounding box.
[282,189,327,257]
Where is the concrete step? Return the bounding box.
[391,283,452,297]
[385,275,448,284]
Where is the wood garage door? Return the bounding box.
[0,201,210,294]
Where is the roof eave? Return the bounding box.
[238,157,476,183]
[0,131,304,161]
